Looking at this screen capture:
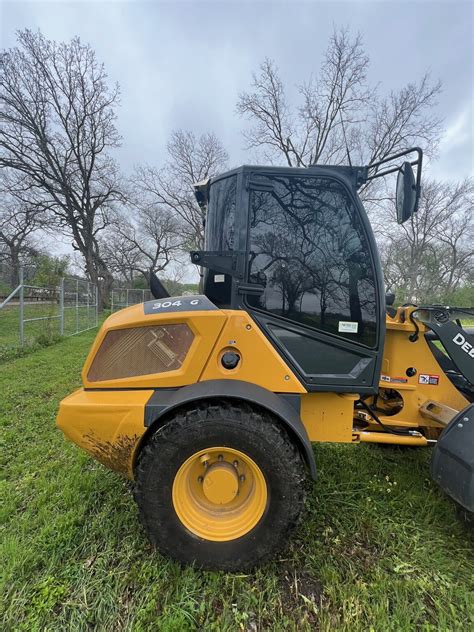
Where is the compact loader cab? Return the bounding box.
[57,148,474,570]
[194,164,385,394]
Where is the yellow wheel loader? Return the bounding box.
[57,148,474,570]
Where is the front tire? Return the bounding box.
[134,401,307,570]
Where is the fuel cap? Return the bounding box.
[221,351,240,370]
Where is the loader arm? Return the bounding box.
[413,307,474,388]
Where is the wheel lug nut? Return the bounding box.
[198,476,203,483]
[218,454,223,461]
[233,460,239,467]
[239,474,245,482]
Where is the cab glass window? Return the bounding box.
[206,175,236,251]
[247,174,377,346]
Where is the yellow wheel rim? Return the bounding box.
[172,447,268,541]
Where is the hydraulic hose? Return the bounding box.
[357,399,418,437]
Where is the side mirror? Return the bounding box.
[396,161,417,224]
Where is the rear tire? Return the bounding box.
[134,401,307,570]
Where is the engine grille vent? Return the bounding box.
[87,324,194,382]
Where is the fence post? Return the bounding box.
[111,288,114,313]
[95,284,98,326]
[126,288,129,308]
[75,279,79,333]
[86,280,90,329]
[19,267,24,347]
[59,277,64,336]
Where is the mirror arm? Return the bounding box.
[365,147,423,215]
[413,149,423,213]
[366,147,423,177]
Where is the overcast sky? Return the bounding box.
[2,0,473,181]
[1,1,473,278]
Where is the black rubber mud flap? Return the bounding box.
[431,403,474,512]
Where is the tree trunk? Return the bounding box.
[82,237,114,312]
[9,245,21,289]
[100,269,114,311]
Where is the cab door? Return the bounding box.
[241,170,385,393]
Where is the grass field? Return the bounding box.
[0,303,98,362]
[1,330,473,631]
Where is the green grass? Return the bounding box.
[1,331,473,631]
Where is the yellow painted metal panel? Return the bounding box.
[56,388,153,478]
[199,311,306,393]
[379,311,469,429]
[301,392,356,442]
[81,305,227,389]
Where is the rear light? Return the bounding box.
[87,324,194,382]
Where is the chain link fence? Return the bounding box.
[110,288,152,313]
[0,268,98,358]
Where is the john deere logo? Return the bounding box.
[453,333,474,358]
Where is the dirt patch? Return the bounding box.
[83,432,139,475]
[278,563,323,628]
[339,537,380,570]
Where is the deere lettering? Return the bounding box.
[453,333,474,358]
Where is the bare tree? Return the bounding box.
[379,178,474,303]
[0,170,49,287]
[237,27,442,170]
[0,29,122,306]
[102,200,184,284]
[134,130,228,250]
[100,226,143,286]
[237,27,463,305]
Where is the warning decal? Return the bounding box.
[380,375,408,384]
[418,374,439,385]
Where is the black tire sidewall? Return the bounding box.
[136,408,305,569]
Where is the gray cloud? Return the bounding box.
[2,1,472,180]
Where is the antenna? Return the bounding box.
[338,109,353,168]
